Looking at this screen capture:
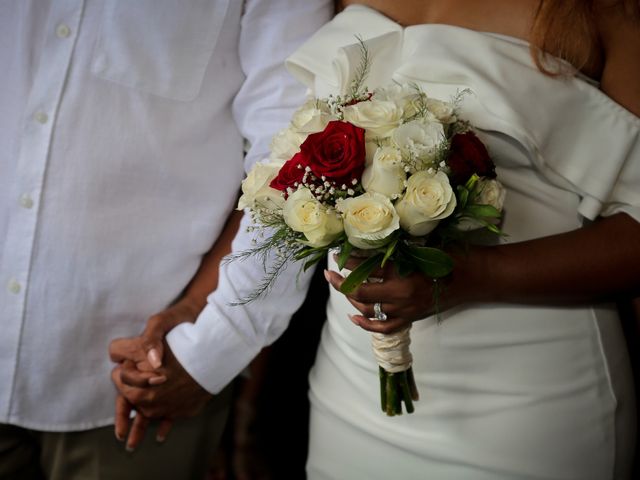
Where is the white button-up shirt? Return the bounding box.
[0,0,332,431]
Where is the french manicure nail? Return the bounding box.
[125,445,135,453]
[148,375,167,385]
[115,432,124,442]
[156,435,166,443]
[147,348,161,369]
[324,269,330,281]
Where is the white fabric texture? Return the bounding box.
[286,5,638,479]
[0,0,332,431]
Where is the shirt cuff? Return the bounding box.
[167,205,316,393]
[166,303,261,394]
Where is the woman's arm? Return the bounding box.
[327,213,640,334]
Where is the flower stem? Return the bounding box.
[392,374,402,414]
[400,370,415,413]
[385,374,397,416]
[379,367,387,413]
[379,367,420,416]
[407,367,419,401]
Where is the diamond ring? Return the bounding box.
[373,302,387,321]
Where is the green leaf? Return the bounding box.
[303,251,327,271]
[473,218,503,235]
[294,246,325,261]
[464,204,502,218]
[394,257,417,277]
[337,240,353,270]
[339,253,384,294]
[484,223,502,235]
[405,245,453,278]
[381,237,398,268]
[464,173,480,190]
[457,185,469,209]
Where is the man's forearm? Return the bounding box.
[181,209,243,312]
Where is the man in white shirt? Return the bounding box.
[0,1,332,478]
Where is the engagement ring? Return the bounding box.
[373,302,387,321]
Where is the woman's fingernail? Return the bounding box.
[156,434,166,443]
[147,349,161,369]
[125,444,135,453]
[324,269,331,282]
[148,375,166,385]
[348,314,358,325]
[115,431,124,442]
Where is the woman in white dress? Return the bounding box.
[284,1,640,478]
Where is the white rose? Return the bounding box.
[337,192,400,249]
[395,170,456,236]
[361,146,406,198]
[291,99,335,134]
[238,162,284,211]
[456,178,506,231]
[426,98,456,124]
[476,178,506,211]
[364,139,391,164]
[374,84,415,102]
[374,84,423,118]
[342,99,403,138]
[283,188,343,247]
[365,140,378,164]
[269,127,306,163]
[392,119,445,165]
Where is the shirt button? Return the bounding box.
[19,194,34,209]
[7,279,21,294]
[34,111,49,124]
[56,24,71,38]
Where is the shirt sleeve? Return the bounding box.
[166,0,333,394]
[233,0,334,171]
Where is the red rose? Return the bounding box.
[270,152,308,192]
[300,120,366,186]
[447,131,496,186]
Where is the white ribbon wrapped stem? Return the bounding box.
[371,326,412,373]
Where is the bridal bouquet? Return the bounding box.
[232,44,504,416]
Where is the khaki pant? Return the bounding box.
[0,386,231,480]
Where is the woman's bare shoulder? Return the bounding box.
[597,2,640,116]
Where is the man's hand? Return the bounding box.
[112,340,213,419]
[140,298,202,370]
[109,337,213,451]
[108,334,172,450]
[108,299,203,450]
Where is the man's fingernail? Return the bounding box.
[147,349,161,369]
[148,375,166,385]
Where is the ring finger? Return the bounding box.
[349,313,408,334]
[346,298,394,321]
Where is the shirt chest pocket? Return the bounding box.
[91,0,229,101]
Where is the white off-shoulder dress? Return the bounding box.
[285,5,639,479]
